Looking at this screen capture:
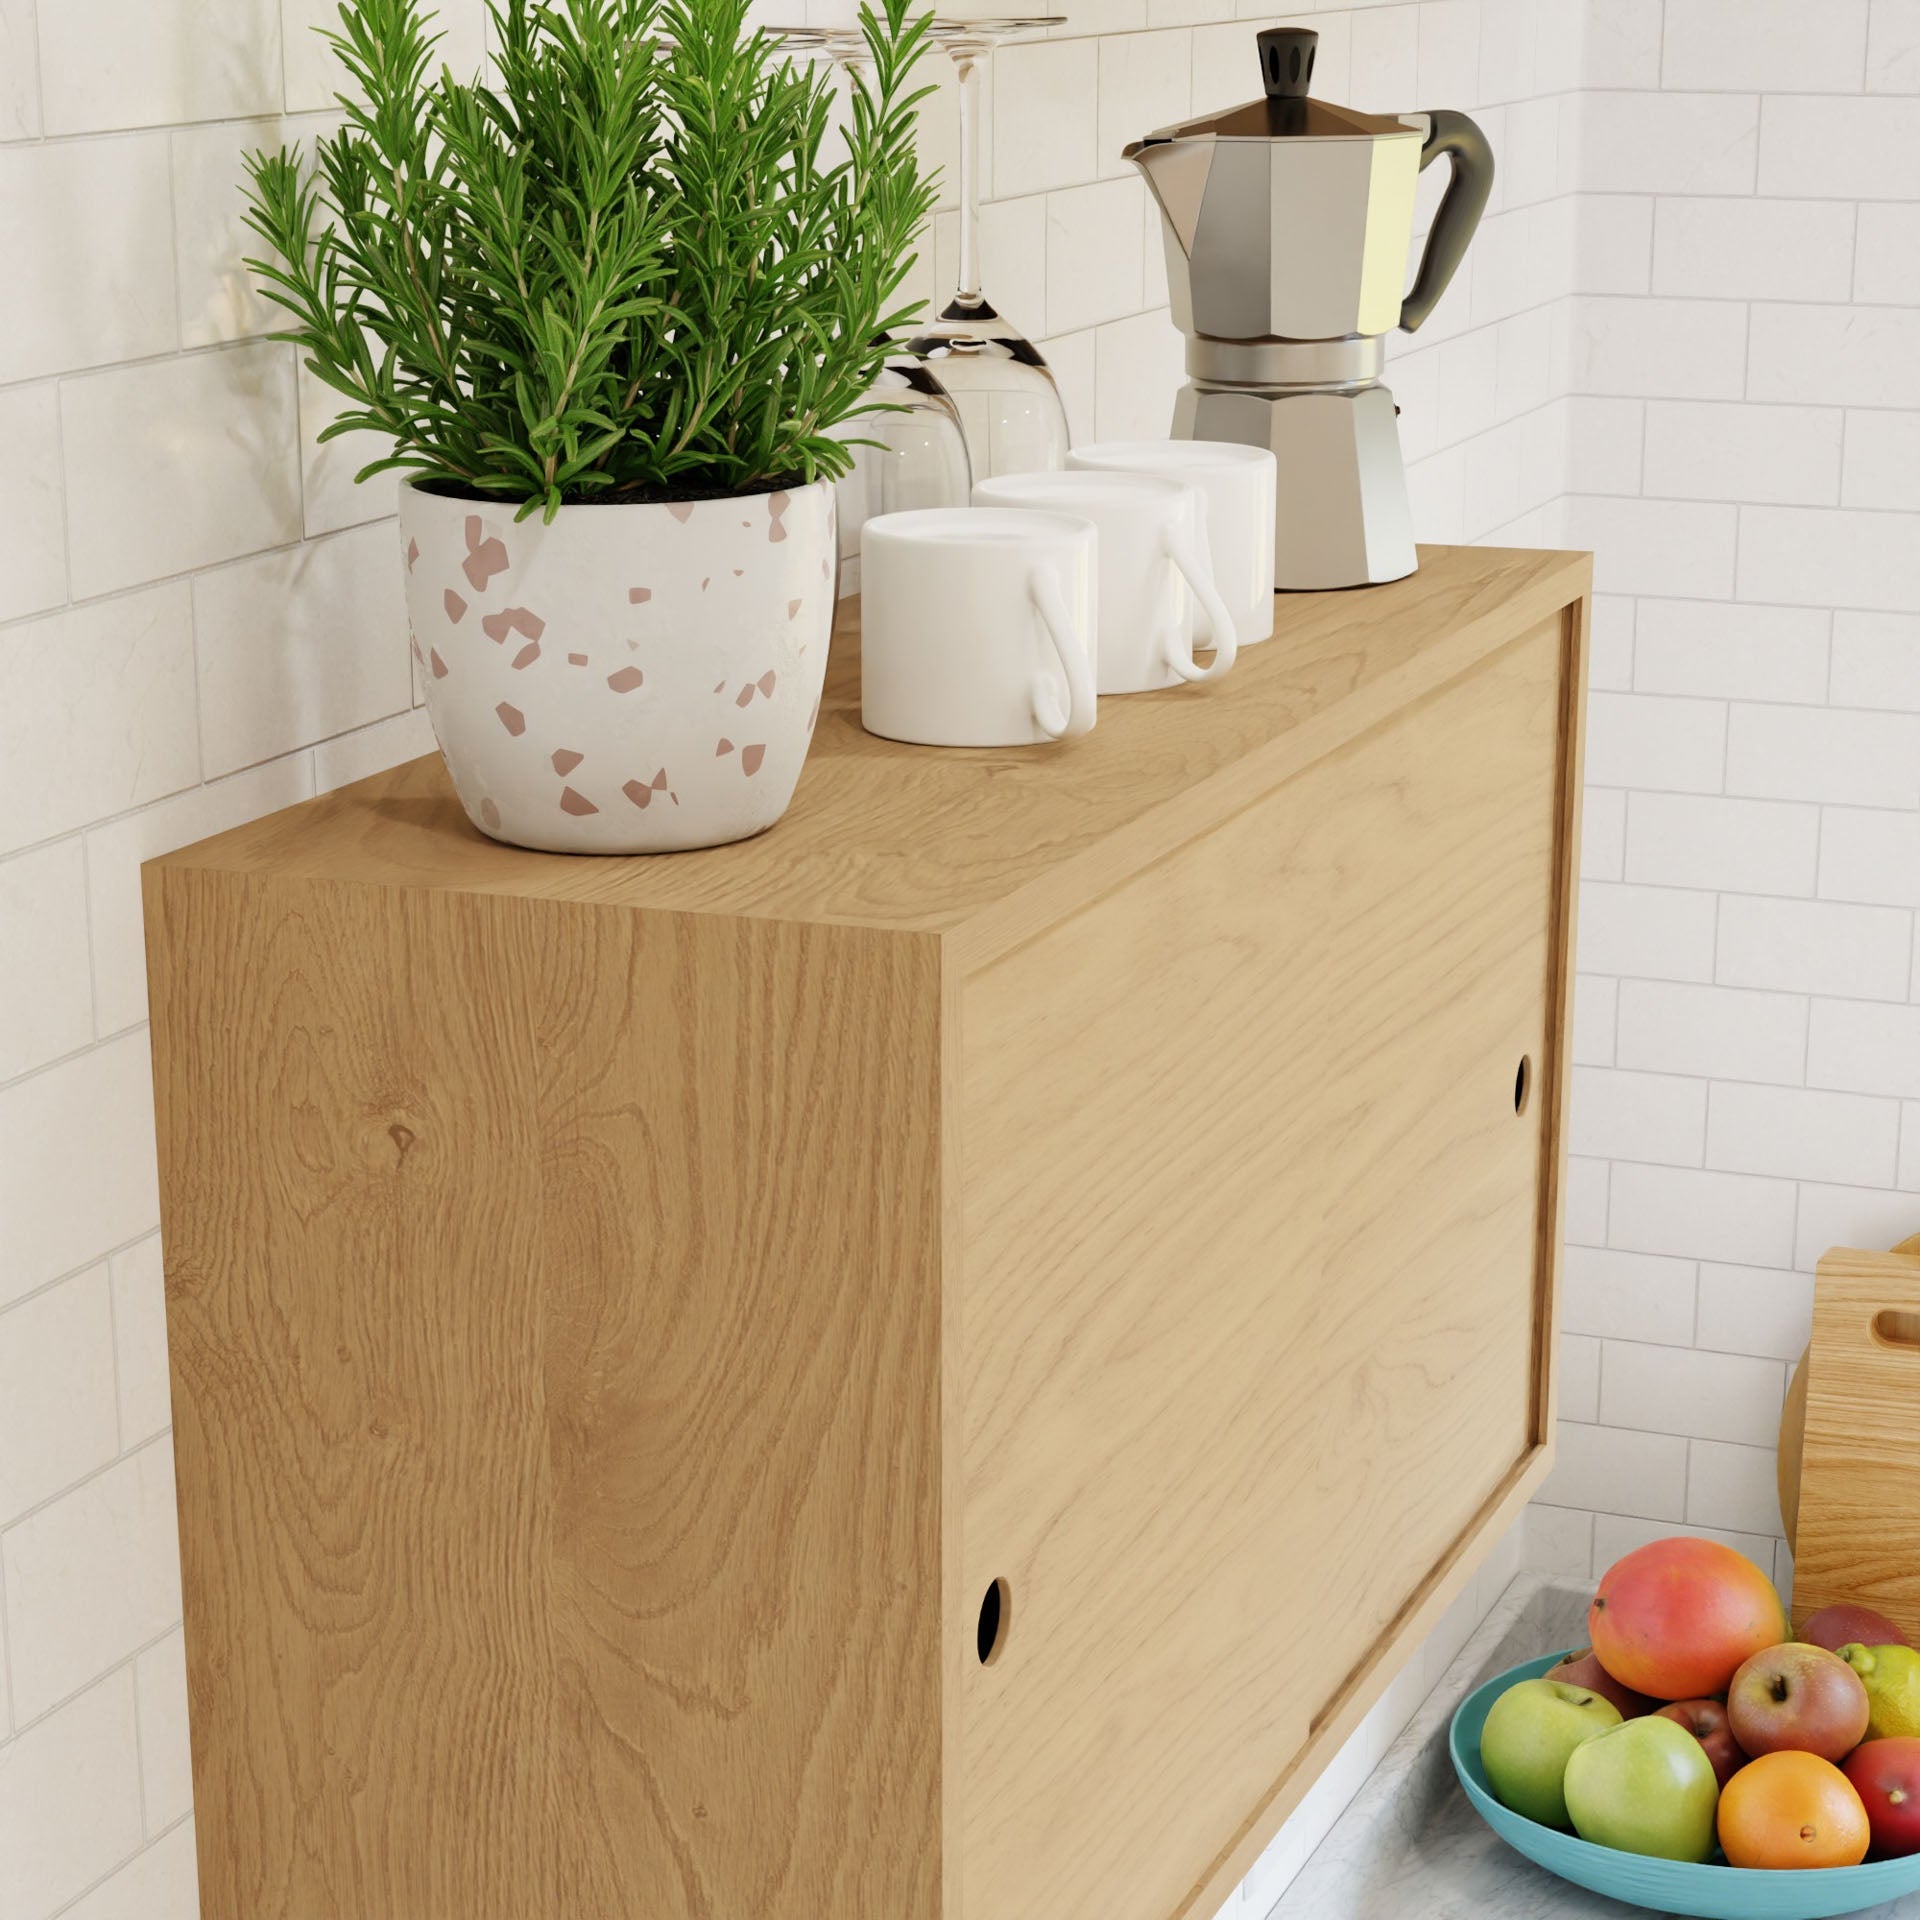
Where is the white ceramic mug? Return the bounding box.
[971,470,1238,694]
[860,508,1098,748]
[1068,440,1278,647]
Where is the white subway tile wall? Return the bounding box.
[1539,0,1920,1657]
[3,0,1910,1915]
[0,0,510,1889]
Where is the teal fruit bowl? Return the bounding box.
[1451,1652,1920,1920]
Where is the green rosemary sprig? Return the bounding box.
[242,0,938,519]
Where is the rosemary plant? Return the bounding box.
[243,0,938,518]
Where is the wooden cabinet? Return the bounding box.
[145,544,1590,1920]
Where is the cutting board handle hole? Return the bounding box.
[977,1578,1010,1665]
[1872,1308,1920,1352]
[1513,1055,1531,1116]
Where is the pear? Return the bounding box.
[1840,1643,1920,1741]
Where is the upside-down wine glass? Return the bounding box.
[906,16,1073,479]
[771,22,976,515]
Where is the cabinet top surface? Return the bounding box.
[155,544,1588,947]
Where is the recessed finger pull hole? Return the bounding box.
[1874,1308,1920,1352]
[977,1577,1010,1666]
[1513,1055,1532,1116]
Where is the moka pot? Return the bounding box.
[1125,28,1493,590]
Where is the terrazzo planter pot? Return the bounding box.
[399,478,837,854]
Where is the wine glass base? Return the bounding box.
[907,305,1057,370]
[929,16,1066,49]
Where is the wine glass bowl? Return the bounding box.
[857,360,975,516]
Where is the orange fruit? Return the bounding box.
[1718,1751,1871,1869]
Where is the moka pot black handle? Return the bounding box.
[1400,109,1495,334]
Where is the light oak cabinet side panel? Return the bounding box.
[145,869,947,1920]
[957,618,1571,1920]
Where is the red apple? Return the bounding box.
[1727,1642,1870,1763]
[1655,1697,1746,1789]
[1590,1537,1788,1700]
[1547,1647,1658,1721]
[1843,1735,1920,1857]
[1801,1603,1912,1653]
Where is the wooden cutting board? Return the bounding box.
[1780,1234,1920,1642]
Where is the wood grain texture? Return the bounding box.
[1791,1242,1920,1642]
[150,546,1591,970]
[1776,1230,1920,1548]
[1173,592,1588,1920]
[1531,592,1590,1457]
[146,870,947,1919]
[959,617,1571,1920]
[144,547,1591,1920]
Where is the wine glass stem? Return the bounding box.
[955,48,982,308]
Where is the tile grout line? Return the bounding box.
[0,1519,12,1741]
[77,830,104,1069]
[0,1231,158,1329]
[104,1234,127,1462]
[0,1426,174,1547]
[0,1026,150,1100]
[0,481,392,635]
[0,1614,185,1756]
[1580,1057,1913,1107]
[130,1636,150,1843]
[26,0,47,133]
[45,1810,194,1920]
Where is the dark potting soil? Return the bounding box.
[409,474,813,509]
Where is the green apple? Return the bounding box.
[1564,1714,1719,1862]
[1480,1677,1622,1827]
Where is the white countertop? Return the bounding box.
[1275,1573,1920,1920]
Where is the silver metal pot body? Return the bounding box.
[1173,359,1415,595]
[1152,128,1424,344]
[1128,59,1492,591]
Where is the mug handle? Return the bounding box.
[1191,490,1220,644]
[1161,527,1239,684]
[1028,567,1097,741]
